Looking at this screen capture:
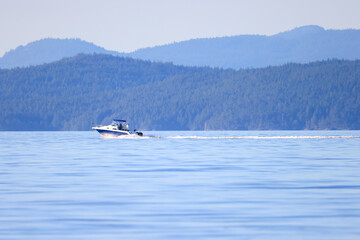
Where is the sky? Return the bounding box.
[1,0,360,57]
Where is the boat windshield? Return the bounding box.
[111,121,129,130]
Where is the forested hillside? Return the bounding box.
[0,54,359,130]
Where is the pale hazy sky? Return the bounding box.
[1,0,360,57]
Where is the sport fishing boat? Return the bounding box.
[92,119,143,137]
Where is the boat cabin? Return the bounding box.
[112,119,129,131]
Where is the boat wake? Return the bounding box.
[161,135,360,139]
[102,135,360,140]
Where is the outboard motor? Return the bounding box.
[134,129,143,136]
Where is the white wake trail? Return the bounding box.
[162,135,360,139]
[100,134,360,140]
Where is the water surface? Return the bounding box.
[1,131,360,239]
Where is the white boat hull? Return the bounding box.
[92,128,130,137]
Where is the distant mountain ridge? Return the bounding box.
[0,38,122,68]
[128,25,360,69]
[1,25,360,69]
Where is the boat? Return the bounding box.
[92,119,143,137]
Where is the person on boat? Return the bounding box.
[119,123,123,130]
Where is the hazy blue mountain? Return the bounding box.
[128,25,360,69]
[0,54,359,130]
[0,38,122,69]
[1,26,360,70]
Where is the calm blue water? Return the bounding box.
[1,131,360,240]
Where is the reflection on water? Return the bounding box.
[0,131,360,239]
